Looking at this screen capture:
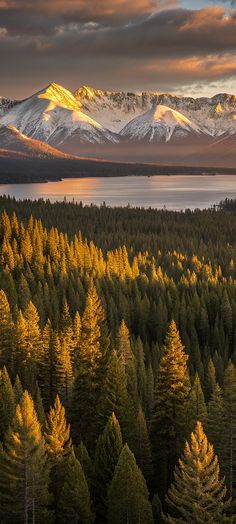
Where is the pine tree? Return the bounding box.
[0,290,15,374]
[15,302,43,390]
[44,395,72,521]
[13,374,23,405]
[163,421,231,524]
[221,361,236,498]
[98,349,129,438]
[94,413,123,522]
[107,443,154,524]
[151,320,190,495]
[117,320,139,450]
[207,383,224,460]
[0,391,51,523]
[0,366,15,440]
[72,281,109,448]
[204,358,217,403]
[75,441,94,490]
[133,404,153,481]
[57,451,94,524]
[188,372,207,433]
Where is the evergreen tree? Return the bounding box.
[0,366,15,440]
[75,441,94,491]
[207,383,224,460]
[163,421,231,524]
[94,413,123,522]
[13,374,23,405]
[58,452,94,524]
[44,395,72,520]
[0,290,15,374]
[133,404,153,481]
[72,281,108,448]
[188,373,207,433]
[221,361,236,498]
[98,349,129,438]
[107,443,154,524]
[151,320,190,495]
[204,358,217,403]
[0,391,51,523]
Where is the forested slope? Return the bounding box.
[0,197,235,522]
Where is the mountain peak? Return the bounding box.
[36,82,80,111]
[74,85,106,100]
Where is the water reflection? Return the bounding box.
[1,175,236,211]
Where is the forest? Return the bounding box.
[0,195,236,522]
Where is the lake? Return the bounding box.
[1,175,236,210]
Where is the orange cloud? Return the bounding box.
[142,54,236,79]
[0,0,178,17]
[180,7,233,31]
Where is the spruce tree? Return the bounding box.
[0,290,15,374]
[44,395,72,520]
[0,366,15,440]
[151,320,190,495]
[163,421,231,524]
[75,441,94,490]
[0,391,51,523]
[107,443,154,524]
[188,372,207,433]
[98,349,129,438]
[117,320,139,450]
[207,383,224,460]
[133,404,153,481]
[58,452,94,524]
[72,281,108,448]
[13,374,23,405]
[94,413,123,522]
[221,361,236,498]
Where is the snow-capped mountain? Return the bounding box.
[0,83,118,146]
[120,104,202,142]
[74,86,236,137]
[0,125,73,159]
[0,83,236,166]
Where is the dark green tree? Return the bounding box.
[94,412,123,522]
[151,320,190,495]
[107,443,153,524]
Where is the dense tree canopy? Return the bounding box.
[0,196,235,521]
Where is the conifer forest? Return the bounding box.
[1,195,236,523]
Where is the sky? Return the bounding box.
[0,0,235,99]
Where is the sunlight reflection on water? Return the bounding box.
[1,175,236,210]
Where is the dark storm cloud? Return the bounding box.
[0,0,177,34]
[0,3,235,98]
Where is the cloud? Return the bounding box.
[0,0,178,33]
[0,4,235,98]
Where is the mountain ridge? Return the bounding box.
[0,83,236,167]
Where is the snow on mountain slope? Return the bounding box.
[74,86,156,133]
[120,104,202,142]
[74,86,236,137]
[0,125,73,159]
[1,84,236,155]
[0,83,118,145]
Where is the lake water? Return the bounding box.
[1,175,236,210]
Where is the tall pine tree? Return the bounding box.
[163,421,231,524]
[0,391,51,523]
[107,443,153,524]
[151,320,190,495]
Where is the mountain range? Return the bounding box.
[0,82,236,167]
